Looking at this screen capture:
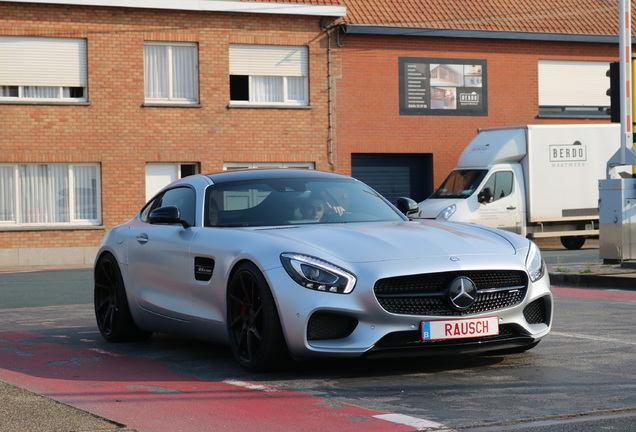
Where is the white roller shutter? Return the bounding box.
[538,60,609,107]
[229,44,307,77]
[0,37,87,87]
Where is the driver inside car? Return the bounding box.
[300,196,345,222]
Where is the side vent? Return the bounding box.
[195,257,215,281]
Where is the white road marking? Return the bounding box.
[373,413,444,430]
[551,331,636,345]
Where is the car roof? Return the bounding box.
[204,168,351,184]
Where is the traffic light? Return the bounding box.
[606,61,620,123]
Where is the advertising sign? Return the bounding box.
[399,57,487,116]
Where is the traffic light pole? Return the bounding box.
[608,0,636,168]
[599,0,636,262]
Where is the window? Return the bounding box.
[204,177,404,228]
[0,164,101,226]
[538,60,609,117]
[224,162,314,170]
[145,163,199,201]
[229,45,308,106]
[144,42,199,104]
[481,171,513,202]
[0,37,87,102]
[141,186,196,227]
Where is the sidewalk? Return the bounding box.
[537,237,636,290]
[0,380,135,432]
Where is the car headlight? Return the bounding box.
[436,204,456,221]
[525,241,545,283]
[280,253,356,294]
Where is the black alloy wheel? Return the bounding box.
[227,262,287,372]
[94,252,150,342]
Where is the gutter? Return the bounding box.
[344,25,632,44]
[2,0,347,16]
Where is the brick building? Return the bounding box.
[0,0,345,266]
[0,0,629,267]
[336,0,626,204]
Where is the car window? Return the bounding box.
[481,171,513,202]
[205,178,406,227]
[430,169,488,199]
[140,186,196,226]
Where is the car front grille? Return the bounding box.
[374,270,527,316]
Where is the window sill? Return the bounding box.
[143,102,202,108]
[0,225,105,232]
[537,113,610,119]
[228,103,312,109]
[0,101,91,106]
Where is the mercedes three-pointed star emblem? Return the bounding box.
[447,276,478,311]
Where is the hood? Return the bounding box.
[256,220,517,264]
[416,198,460,219]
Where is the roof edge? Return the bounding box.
[344,25,622,43]
[2,0,347,17]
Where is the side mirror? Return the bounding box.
[478,187,493,204]
[397,197,419,216]
[149,205,189,228]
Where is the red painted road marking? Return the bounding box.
[552,287,636,301]
[0,331,426,432]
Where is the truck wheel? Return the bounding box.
[560,236,585,250]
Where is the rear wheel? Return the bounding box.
[94,253,151,342]
[227,262,288,372]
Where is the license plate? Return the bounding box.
[421,316,499,341]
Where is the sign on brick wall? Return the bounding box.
[399,57,487,116]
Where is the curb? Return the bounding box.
[549,272,636,290]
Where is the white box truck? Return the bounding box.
[415,124,628,249]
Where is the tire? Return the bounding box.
[227,262,288,372]
[560,236,585,250]
[94,252,151,342]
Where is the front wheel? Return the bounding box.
[561,236,585,250]
[227,262,288,372]
[94,253,151,342]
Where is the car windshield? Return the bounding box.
[429,169,488,199]
[205,177,406,227]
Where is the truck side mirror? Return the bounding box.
[397,197,419,216]
[478,187,493,204]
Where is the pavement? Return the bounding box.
[539,237,636,290]
[1,239,636,432]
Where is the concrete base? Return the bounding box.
[0,247,98,269]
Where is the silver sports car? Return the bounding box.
[94,169,552,371]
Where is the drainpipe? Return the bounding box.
[321,19,344,169]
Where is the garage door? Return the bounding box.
[351,154,433,205]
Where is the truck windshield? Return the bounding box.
[430,169,488,199]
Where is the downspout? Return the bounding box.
[321,19,345,169]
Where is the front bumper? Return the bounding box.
[264,256,553,360]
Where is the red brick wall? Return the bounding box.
[0,3,337,249]
[335,34,618,188]
[0,2,620,253]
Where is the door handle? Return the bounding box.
[507,206,516,210]
[136,233,149,244]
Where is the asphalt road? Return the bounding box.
[1,250,635,431]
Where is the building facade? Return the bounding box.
[334,0,625,204]
[0,0,628,267]
[0,0,345,266]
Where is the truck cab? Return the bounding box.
[418,164,526,235]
